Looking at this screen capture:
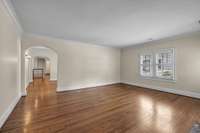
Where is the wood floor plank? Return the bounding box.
[1,78,200,133]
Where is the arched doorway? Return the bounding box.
[24,46,58,95]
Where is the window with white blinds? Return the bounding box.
[140,54,153,77]
[155,49,175,80]
[140,48,175,81]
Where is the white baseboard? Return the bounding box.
[57,82,120,92]
[0,94,21,128]
[49,79,57,82]
[123,81,200,99]
[21,92,27,96]
[22,83,31,97]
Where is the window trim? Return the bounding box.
[139,48,176,82]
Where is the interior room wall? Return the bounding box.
[121,31,200,95]
[21,34,121,93]
[45,59,51,74]
[0,0,21,128]
[34,57,45,69]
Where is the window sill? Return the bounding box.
[140,76,176,83]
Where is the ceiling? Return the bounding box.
[11,0,200,47]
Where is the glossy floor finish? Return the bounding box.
[1,78,200,133]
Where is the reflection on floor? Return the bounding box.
[1,78,200,133]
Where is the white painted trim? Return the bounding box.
[17,37,22,98]
[23,81,32,96]
[21,92,27,97]
[122,82,200,99]
[0,94,21,128]
[57,82,120,92]
[122,81,200,99]
[1,0,23,34]
[24,33,119,49]
[50,78,57,81]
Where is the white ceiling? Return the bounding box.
[11,0,200,47]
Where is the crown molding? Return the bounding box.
[1,0,23,35]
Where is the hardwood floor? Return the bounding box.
[1,78,200,133]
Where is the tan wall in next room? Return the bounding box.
[21,34,121,94]
[121,31,200,94]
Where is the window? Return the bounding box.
[155,49,175,80]
[140,48,175,81]
[140,54,153,77]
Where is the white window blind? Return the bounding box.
[155,49,175,80]
[139,48,175,81]
[140,54,153,77]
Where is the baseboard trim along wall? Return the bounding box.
[50,79,57,82]
[122,81,200,99]
[0,94,21,128]
[21,92,27,97]
[57,82,121,92]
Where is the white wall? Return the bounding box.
[0,0,21,128]
[35,57,45,69]
[21,34,121,93]
[121,31,200,95]
[45,59,51,74]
